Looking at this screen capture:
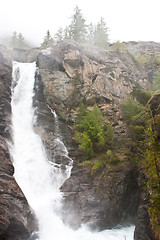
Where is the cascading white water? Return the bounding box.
[10,61,134,240]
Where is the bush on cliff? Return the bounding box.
[131,88,153,106]
[122,96,148,142]
[75,104,113,158]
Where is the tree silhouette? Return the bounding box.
[94,17,109,48]
[41,30,54,48]
[69,5,87,42]
[10,32,27,48]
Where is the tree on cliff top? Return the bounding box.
[41,30,54,49]
[10,31,27,49]
[93,17,109,48]
[68,5,87,42]
[53,5,109,49]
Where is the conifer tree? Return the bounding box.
[54,27,64,42]
[10,31,27,48]
[17,33,25,48]
[64,26,71,40]
[41,30,54,48]
[10,31,18,48]
[86,23,95,43]
[93,17,109,48]
[69,5,87,42]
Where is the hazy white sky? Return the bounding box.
[0,0,160,46]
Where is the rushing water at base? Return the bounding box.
[10,61,134,240]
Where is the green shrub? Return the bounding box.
[122,97,145,124]
[131,88,153,106]
[75,131,94,157]
[91,160,105,175]
[122,96,150,145]
[104,124,114,143]
[75,104,113,157]
[129,125,145,141]
[91,150,119,175]
[106,150,119,164]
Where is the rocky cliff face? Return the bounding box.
[37,41,151,140]
[35,40,155,239]
[0,40,157,239]
[37,41,150,110]
[0,46,35,240]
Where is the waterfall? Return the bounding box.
[10,61,134,240]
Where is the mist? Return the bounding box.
[0,0,160,48]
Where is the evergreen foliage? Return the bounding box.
[75,104,113,157]
[10,31,18,48]
[41,30,54,48]
[52,6,109,49]
[86,23,95,44]
[122,96,148,142]
[68,5,87,42]
[54,27,64,42]
[122,97,146,124]
[131,88,153,106]
[93,17,109,48]
[10,31,27,49]
[64,26,71,40]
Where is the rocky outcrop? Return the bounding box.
[0,47,35,240]
[37,41,151,115]
[126,41,160,57]
[126,41,160,83]
[36,40,151,141]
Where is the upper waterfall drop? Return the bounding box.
[10,61,134,240]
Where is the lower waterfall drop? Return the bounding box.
[10,61,134,240]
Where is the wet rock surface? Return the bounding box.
[0,48,35,240]
[61,163,140,230]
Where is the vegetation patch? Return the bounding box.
[144,116,160,239]
[75,103,113,157]
[131,88,153,106]
[122,87,160,239]
[79,150,120,175]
